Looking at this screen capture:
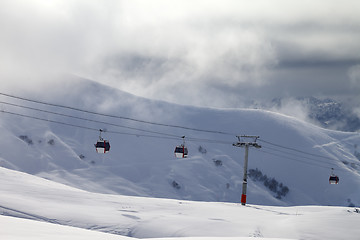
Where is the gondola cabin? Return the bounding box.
[329,175,339,184]
[95,140,110,153]
[329,168,339,184]
[174,145,188,158]
[95,129,110,153]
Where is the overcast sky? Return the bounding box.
[1,0,360,108]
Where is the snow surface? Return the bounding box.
[1,76,360,239]
[0,215,131,240]
[1,167,359,240]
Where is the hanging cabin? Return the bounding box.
[174,136,188,158]
[95,129,110,153]
[329,168,339,184]
[174,144,188,158]
[329,175,339,184]
[95,139,110,153]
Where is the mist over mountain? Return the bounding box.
[251,97,360,133]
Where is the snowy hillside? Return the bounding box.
[1,76,360,207]
[1,166,360,239]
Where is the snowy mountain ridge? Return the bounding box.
[255,97,360,132]
[0,76,360,207]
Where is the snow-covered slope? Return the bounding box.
[1,166,359,239]
[1,76,360,206]
[0,215,131,240]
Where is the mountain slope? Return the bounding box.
[0,76,360,206]
[1,166,360,239]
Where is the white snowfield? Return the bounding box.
[1,167,359,240]
[1,77,360,239]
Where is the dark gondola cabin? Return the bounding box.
[174,145,188,158]
[329,168,339,184]
[329,175,339,184]
[95,129,110,153]
[95,140,110,153]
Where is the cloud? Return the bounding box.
[0,0,117,87]
[348,65,360,87]
[264,98,315,125]
[0,0,360,107]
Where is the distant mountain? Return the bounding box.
[0,76,360,207]
[260,97,360,132]
[304,97,360,132]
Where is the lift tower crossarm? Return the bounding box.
[233,135,261,206]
